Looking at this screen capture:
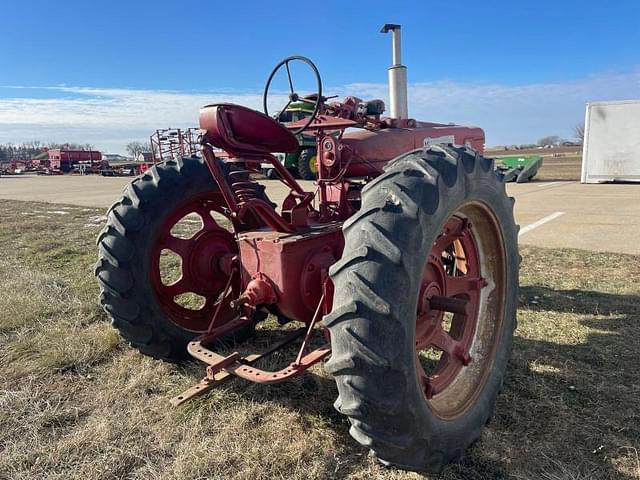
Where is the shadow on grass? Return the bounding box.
[520,285,638,316]
[173,285,639,479]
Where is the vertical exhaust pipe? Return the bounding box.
[381,24,408,119]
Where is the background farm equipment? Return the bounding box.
[150,127,200,163]
[96,24,518,473]
[262,99,319,180]
[100,161,152,177]
[47,149,103,173]
[496,154,543,182]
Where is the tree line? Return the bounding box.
[125,141,151,159]
[537,123,584,147]
[0,140,153,163]
[0,141,95,162]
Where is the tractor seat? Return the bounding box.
[200,103,299,157]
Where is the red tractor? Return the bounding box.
[96,24,518,473]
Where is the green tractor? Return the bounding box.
[262,100,319,180]
[495,154,543,183]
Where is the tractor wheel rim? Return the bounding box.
[415,202,506,419]
[150,193,238,332]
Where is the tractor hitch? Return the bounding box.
[171,325,330,406]
[172,286,331,406]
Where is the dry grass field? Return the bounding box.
[0,199,638,480]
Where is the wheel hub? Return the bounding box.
[185,231,236,294]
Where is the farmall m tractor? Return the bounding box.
[96,24,518,473]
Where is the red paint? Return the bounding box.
[237,227,344,323]
[47,149,102,172]
[174,57,490,396]
[339,123,484,178]
[200,103,299,157]
[415,217,484,398]
[149,191,239,333]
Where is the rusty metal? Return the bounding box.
[176,287,330,400]
[150,127,200,163]
[206,267,237,335]
[230,273,277,310]
[231,347,330,383]
[172,327,310,405]
[294,291,325,365]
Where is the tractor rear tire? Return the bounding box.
[324,145,518,472]
[297,148,318,180]
[95,156,267,361]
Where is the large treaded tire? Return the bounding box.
[297,148,318,180]
[95,156,265,361]
[323,145,519,472]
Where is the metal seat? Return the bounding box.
[199,103,299,158]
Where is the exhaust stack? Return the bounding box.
[381,24,408,119]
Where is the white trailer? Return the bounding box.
[581,100,640,183]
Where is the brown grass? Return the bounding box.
[0,199,638,479]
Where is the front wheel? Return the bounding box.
[324,145,519,472]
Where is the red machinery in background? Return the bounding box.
[47,149,102,172]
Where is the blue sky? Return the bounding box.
[1,0,639,153]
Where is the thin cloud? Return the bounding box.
[0,70,638,153]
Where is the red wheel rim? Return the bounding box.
[416,203,506,419]
[150,193,238,332]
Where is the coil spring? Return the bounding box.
[228,169,263,205]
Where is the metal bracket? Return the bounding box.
[171,325,330,406]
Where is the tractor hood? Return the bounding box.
[339,123,485,178]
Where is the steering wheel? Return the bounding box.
[263,56,323,135]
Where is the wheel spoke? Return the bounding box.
[431,327,472,366]
[429,327,457,355]
[163,278,190,297]
[446,275,487,296]
[194,205,218,230]
[160,235,193,258]
[433,217,467,253]
[285,61,294,93]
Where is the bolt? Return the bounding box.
[461,352,472,366]
[307,263,315,272]
[453,345,472,366]
[469,277,488,290]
